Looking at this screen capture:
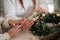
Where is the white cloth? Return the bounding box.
[4,0,34,19]
[3,0,52,28]
[38,0,54,11]
[3,0,53,19]
[0,33,10,40]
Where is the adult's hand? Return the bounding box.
[21,18,34,30]
[8,18,33,30]
[8,18,24,27]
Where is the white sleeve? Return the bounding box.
[4,0,20,20]
[0,33,10,40]
[38,0,48,11]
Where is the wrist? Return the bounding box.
[8,32,12,38]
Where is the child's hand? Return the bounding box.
[8,24,21,38]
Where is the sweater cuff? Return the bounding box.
[3,33,10,40]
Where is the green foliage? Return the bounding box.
[30,12,60,36]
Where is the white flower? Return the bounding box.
[42,14,45,17]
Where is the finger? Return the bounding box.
[14,29,21,36]
[15,19,27,29]
[16,19,28,29]
[13,24,16,26]
[23,23,33,29]
[17,19,31,29]
[27,22,33,27]
[23,21,33,29]
[15,25,22,29]
[14,24,19,27]
[13,19,25,27]
[17,29,21,33]
[10,19,24,26]
[21,18,29,26]
[21,20,29,29]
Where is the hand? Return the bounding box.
[37,6,47,13]
[8,19,33,38]
[8,18,24,27]
[21,18,34,30]
[8,25,21,38]
[8,18,33,30]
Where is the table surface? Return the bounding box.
[11,30,39,40]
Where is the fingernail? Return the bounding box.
[13,24,15,26]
